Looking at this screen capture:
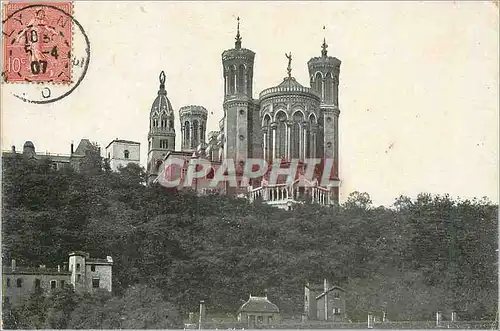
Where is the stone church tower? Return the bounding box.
[221,17,261,162]
[307,37,341,200]
[179,105,208,151]
[147,71,176,184]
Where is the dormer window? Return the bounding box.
[124,150,130,159]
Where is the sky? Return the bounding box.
[1,1,498,206]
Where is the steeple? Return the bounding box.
[321,26,328,57]
[147,71,176,185]
[235,16,242,49]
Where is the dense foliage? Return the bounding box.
[2,152,497,328]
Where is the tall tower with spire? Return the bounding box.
[147,71,176,184]
[221,17,260,162]
[307,28,341,199]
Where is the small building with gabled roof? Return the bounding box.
[237,294,281,327]
[304,279,346,322]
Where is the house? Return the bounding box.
[2,139,98,172]
[2,251,113,304]
[304,279,346,322]
[237,294,281,327]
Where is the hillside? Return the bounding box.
[1,154,497,328]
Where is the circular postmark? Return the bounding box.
[2,3,90,104]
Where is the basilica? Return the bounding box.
[146,19,341,209]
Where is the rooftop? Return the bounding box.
[3,266,71,275]
[106,139,140,149]
[237,295,280,314]
[259,76,321,101]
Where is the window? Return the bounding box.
[276,112,287,158]
[92,278,100,288]
[160,140,168,149]
[333,291,340,299]
[257,316,263,324]
[60,280,65,288]
[77,274,81,282]
[35,279,41,288]
[76,263,80,271]
[124,150,130,159]
[50,280,57,289]
[16,278,22,287]
[6,278,10,287]
[91,265,96,272]
[333,308,341,315]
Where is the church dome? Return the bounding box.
[150,71,174,116]
[23,141,35,148]
[259,76,320,102]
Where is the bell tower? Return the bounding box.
[147,71,176,184]
[221,17,257,162]
[307,32,341,164]
[179,105,208,151]
[307,29,341,202]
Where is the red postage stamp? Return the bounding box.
[2,2,73,83]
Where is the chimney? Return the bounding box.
[324,279,329,321]
[70,143,74,154]
[264,289,268,299]
[451,311,456,322]
[11,259,16,271]
[367,312,374,329]
[198,300,205,330]
[11,145,15,152]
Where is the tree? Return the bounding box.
[343,191,373,210]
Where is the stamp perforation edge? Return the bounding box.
[1,1,75,85]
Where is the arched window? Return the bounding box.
[246,68,252,96]
[308,115,317,158]
[224,74,227,95]
[325,72,334,104]
[124,150,130,159]
[16,278,22,287]
[263,115,271,160]
[314,72,323,96]
[276,112,287,158]
[169,120,174,130]
[192,120,199,147]
[292,112,303,159]
[237,64,245,94]
[229,66,236,94]
[184,121,190,148]
[200,124,205,143]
